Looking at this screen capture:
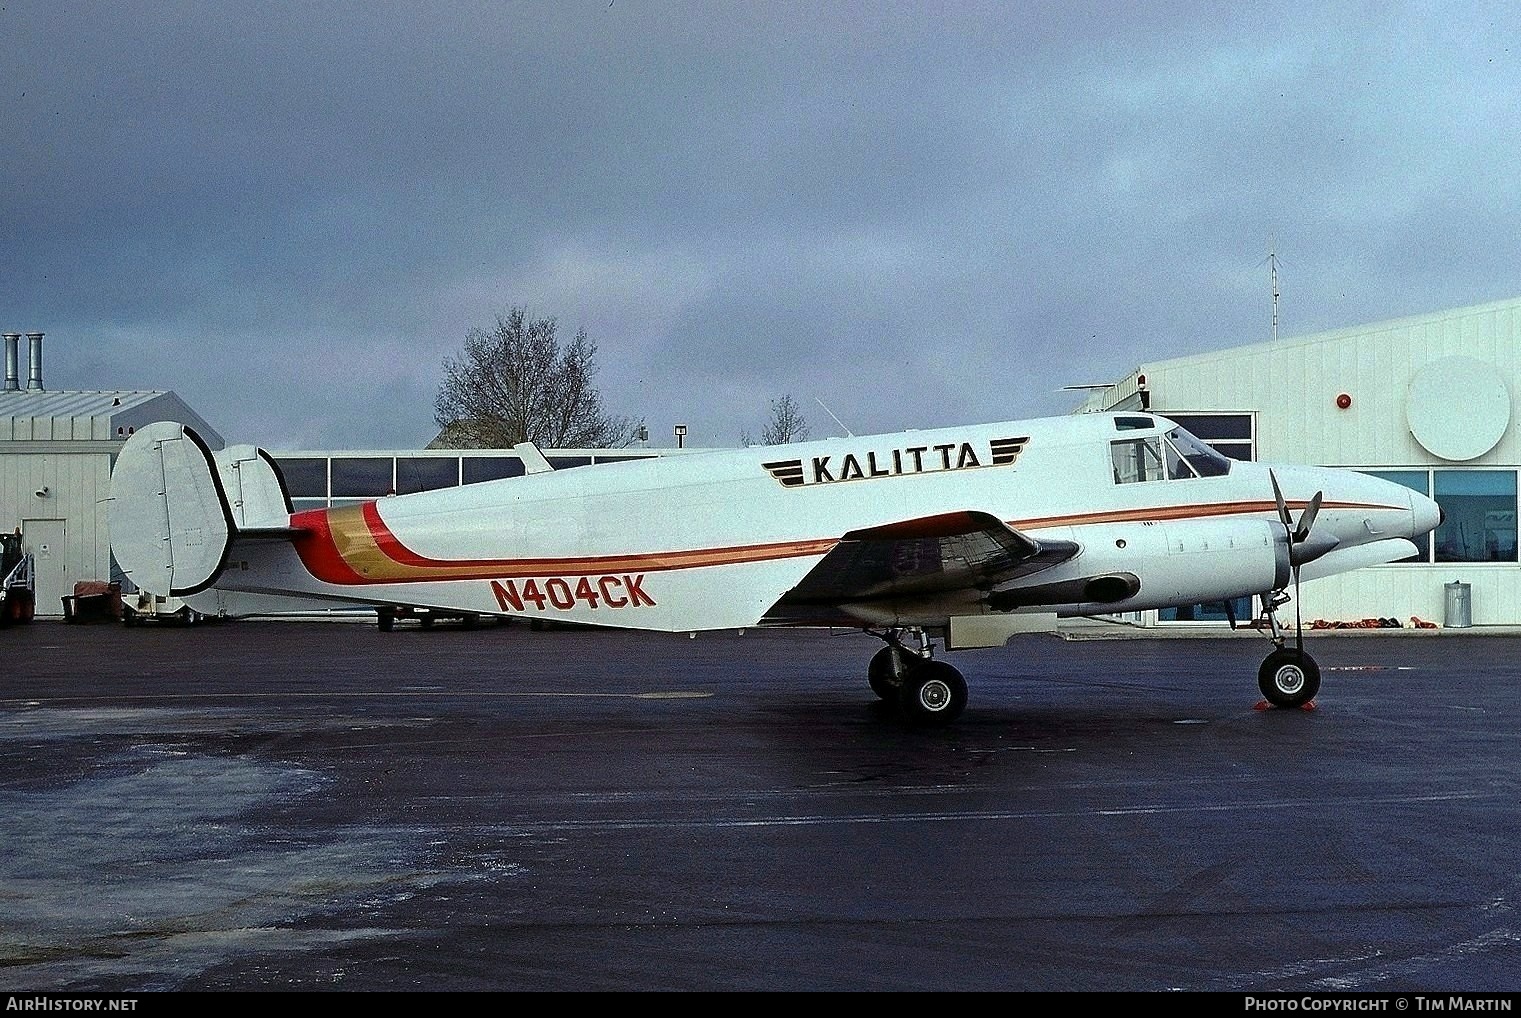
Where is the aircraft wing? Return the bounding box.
[767,510,1078,617]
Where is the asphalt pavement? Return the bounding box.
[2,618,1518,992]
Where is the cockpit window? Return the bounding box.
[1111,437,1166,483]
[1114,416,1154,431]
[1166,427,1232,477]
[1112,429,1233,484]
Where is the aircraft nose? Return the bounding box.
[1413,490,1443,538]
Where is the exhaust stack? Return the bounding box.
[25,332,43,391]
[2,334,18,392]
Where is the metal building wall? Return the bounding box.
[1134,296,1521,626]
[0,450,114,616]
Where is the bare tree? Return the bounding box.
[433,308,643,449]
[754,394,811,445]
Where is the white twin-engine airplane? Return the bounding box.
[109,412,1441,725]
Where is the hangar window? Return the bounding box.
[330,458,394,497]
[1359,469,1519,564]
[593,453,655,465]
[547,456,593,470]
[274,457,329,498]
[1163,413,1255,461]
[1435,470,1517,563]
[462,457,525,484]
[396,457,460,494]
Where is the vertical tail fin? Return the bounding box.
[213,444,295,529]
[109,422,239,596]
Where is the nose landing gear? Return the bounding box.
[1255,590,1321,709]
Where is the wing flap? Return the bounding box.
[771,510,1077,610]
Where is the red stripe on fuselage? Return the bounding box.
[286,498,1402,588]
[290,508,371,584]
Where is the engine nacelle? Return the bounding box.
[991,517,1291,616]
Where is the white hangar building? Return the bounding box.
[0,332,224,616]
[1078,294,1521,629]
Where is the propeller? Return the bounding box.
[1268,469,1332,657]
[1271,471,1337,566]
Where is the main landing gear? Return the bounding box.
[867,628,967,726]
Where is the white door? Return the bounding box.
[23,519,67,617]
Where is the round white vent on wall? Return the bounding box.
[1405,356,1511,461]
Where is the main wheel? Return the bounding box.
[377,607,395,632]
[898,660,968,726]
[868,646,911,701]
[1258,648,1321,708]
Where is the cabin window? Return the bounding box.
[1111,438,1166,484]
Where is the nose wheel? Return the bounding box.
[1258,647,1321,708]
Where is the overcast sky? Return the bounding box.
[4,1,1519,449]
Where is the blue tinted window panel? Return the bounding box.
[274,457,329,498]
[462,457,525,484]
[330,458,394,497]
[396,457,460,494]
[1434,470,1517,563]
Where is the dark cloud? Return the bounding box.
[4,1,1520,448]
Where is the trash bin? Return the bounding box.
[1444,580,1472,629]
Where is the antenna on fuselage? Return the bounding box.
[814,397,854,438]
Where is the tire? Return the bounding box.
[419,615,435,629]
[898,660,968,726]
[868,646,911,700]
[1258,648,1321,708]
[377,607,395,632]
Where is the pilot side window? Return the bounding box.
[1111,438,1166,484]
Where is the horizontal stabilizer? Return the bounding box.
[109,422,235,596]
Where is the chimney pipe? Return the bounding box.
[25,332,43,391]
[2,334,18,392]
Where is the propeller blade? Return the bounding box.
[1269,469,1292,530]
[1294,490,1323,543]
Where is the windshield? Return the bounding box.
[1167,427,1232,477]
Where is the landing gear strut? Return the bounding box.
[867,628,967,726]
[1248,469,1325,710]
[1254,590,1320,708]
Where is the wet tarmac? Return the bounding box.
[1,619,1519,992]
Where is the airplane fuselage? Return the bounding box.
[182,412,1437,632]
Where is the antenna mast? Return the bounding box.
[1268,242,1281,342]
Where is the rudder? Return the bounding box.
[109,422,235,596]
